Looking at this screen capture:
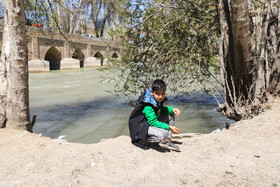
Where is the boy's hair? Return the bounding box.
[152,79,166,91]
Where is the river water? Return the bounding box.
[29,67,233,144]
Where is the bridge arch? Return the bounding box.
[111,53,118,59]
[93,51,105,66]
[44,47,62,70]
[72,48,85,67]
[93,51,104,59]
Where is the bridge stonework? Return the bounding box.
[0,25,121,72]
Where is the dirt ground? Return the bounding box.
[0,98,280,187]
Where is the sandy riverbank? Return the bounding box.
[0,99,280,186]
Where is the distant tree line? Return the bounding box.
[20,0,129,38]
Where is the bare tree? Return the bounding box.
[90,0,127,37]
[0,0,31,130]
[67,0,86,34]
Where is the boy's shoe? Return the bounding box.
[159,140,179,150]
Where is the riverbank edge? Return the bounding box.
[0,97,280,186]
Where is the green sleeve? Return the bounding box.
[142,106,170,130]
[161,106,174,115]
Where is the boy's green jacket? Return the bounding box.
[142,105,174,130]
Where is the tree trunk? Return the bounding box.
[230,0,252,98]
[57,3,62,31]
[217,0,238,118]
[73,16,81,34]
[218,0,280,120]
[69,0,74,34]
[0,0,30,130]
[94,21,100,38]
[264,0,280,94]
[252,0,280,101]
[0,41,7,128]
[100,18,107,37]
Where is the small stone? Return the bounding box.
[58,135,66,139]
[17,131,28,137]
[229,143,237,147]
[54,139,67,145]
[211,129,221,133]
[91,162,96,167]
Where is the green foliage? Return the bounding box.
[225,171,233,175]
[71,168,81,178]
[108,24,124,40]
[107,0,220,98]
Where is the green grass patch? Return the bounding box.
[225,171,233,175]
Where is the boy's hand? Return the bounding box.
[169,126,180,134]
[173,108,181,117]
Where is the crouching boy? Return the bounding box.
[129,79,181,150]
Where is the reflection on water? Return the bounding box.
[29,67,234,144]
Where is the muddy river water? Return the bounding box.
[29,67,233,144]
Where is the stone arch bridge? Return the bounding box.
[0,25,121,72]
